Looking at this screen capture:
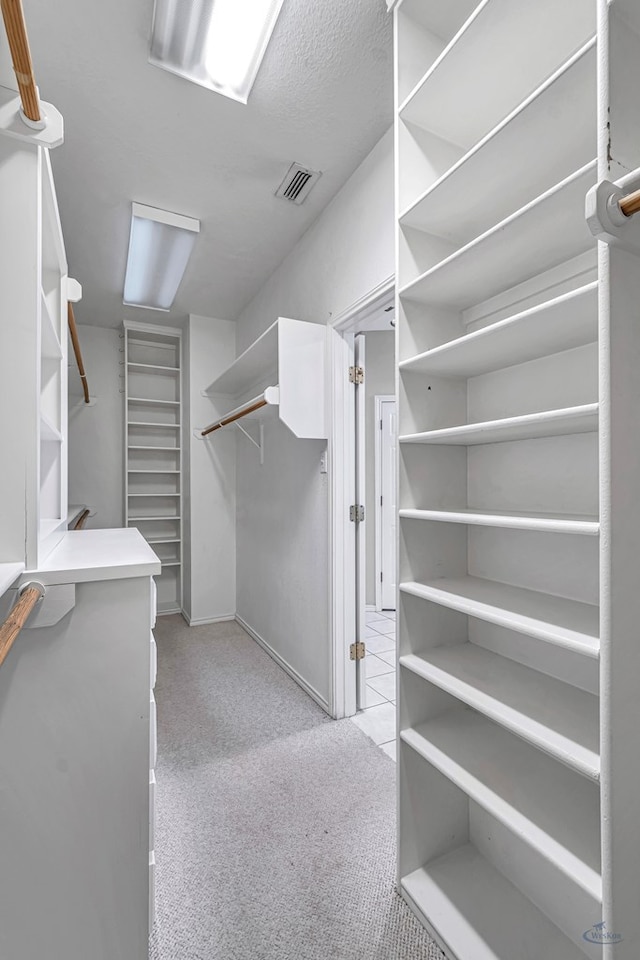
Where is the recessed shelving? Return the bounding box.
[399,162,596,308]
[400,648,599,779]
[399,577,598,657]
[399,403,599,446]
[401,709,601,897]
[399,283,598,377]
[399,508,599,536]
[402,846,590,960]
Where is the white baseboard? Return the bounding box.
[181,611,236,627]
[235,615,330,715]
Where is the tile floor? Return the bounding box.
[350,608,397,762]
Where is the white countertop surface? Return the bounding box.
[0,562,25,596]
[23,529,161,585]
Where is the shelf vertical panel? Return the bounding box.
[599,1,640,953]
[277,317,328,439]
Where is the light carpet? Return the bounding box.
[149,615,444,960]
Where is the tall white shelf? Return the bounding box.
[394,1,640,957]
[124,321,183,615]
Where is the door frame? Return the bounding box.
[375,394,396,613]
[327,275,394,719]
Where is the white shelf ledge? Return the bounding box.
[127,493,180,498]
[128,470,180,474]
[399,577,598,657]
[25,529,161,585]
[40,412,63,442]
[128,515,181,522]
[399,162,596,309]
[127,422,181,429]
[128,397,180,406]
[400,647,600,780]
[127,362,179,373]
[40,288,62,359]
[161,561,181,567]
[398,0,595,148]
[146,538,181,544]
[402,845,591,960]
[128,445,180,451]
[401,709,601,899]
[399,283,598,378]
[399,40,596,240]
[399,508,599,536]
[399,403,599,446]
[205,320,278,396]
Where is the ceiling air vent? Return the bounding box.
[275,163,322,205]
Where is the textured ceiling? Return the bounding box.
[19,0,393,327]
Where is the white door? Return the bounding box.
[378,398,397,610]
[354,334,367,710]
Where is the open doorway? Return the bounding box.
[328,280,396,748]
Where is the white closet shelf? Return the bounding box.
[146,538,180,544]
[399,40,596,238]
[127,493,180,497]
[401,709,601,898]
[161,561,180,567]
[128,470,180,474]
[401,845,591,960]
[127,422,181,429]
[128,397,180,406]
[128,445,180,451]
[128,516,181,522]
[399,282,598,378]
[127,362,179,373]
[40,413,63,442]
[398,0,595,148]
[399,403,599,446]
[399,508,599,536]
[399,577,598,657]
[204,320,278,396]
[40,288,62,359]
[399,162,596,309]
[399,648,600,780]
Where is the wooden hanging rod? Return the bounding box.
[0,0,41,122]
[73,508,91,530]
[202,398,267,437]
[68,303,90,404]
[0,582,44,669]
[619,187,640,218]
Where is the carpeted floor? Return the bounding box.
[149,616,444,960]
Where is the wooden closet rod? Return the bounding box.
[68,303,90,404]
[619,186,640,218]
[0,0,41,122]
[201,398,268,437]
[0,582,44,669]
[74,508,90,530]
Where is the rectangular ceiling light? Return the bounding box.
[149,0,286,104]
[123,203,200,311]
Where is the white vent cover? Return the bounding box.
[275,163,322,205]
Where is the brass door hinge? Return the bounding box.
[349,365,364,384]
[350,641,366,660]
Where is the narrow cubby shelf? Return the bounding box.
[401,846,590,960]
[399,649,600,779]
[399,508,599,536]
[399,578,598,657]
[401,709,601,898]
[400,39,596,241]
[399,282,598,377]
[399,403,599,446]
[399,0,594,144]
[399,161,596,308]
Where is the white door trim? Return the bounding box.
[375,395,396,612]
[327,277,395,720]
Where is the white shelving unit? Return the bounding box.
[124,321,183,615]
[202,317,327,441]
[394,1,640,957]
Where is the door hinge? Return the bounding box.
[350,504,365,522]
[349,365,364,384]
[350,641,366,660]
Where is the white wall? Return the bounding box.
[234,127,394,710]
[362,331,395,605]
[184,315,237,625]
[68,325,124,529]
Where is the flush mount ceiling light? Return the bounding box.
[123,203,200,311]
[149,0,287,104]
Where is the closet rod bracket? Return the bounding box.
[236,422,264,465]
[586,171,640,254]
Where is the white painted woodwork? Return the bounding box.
[203,317,328,440]
[393,0,640,952]
[124,322,183,615]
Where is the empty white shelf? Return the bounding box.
[128,397,180,406]
[402,845,590,960]
[40,413,63,442]
[399,283,598,378]
[127,362,179,373]
[399,403,599,446]
[399,508,599,536]
[127,422,181,429]
[146,538,180,544]
[401,710,601,898]
[399,162,596,309]
[161,561,181,567]
[400,647,599,779]
[128,470,180,474]
[399,577,598,657]
[205,321,278,396]
[127,493,180,498]
[128,445,180,451]
[399,0,595,148]
[128,515,182,522]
